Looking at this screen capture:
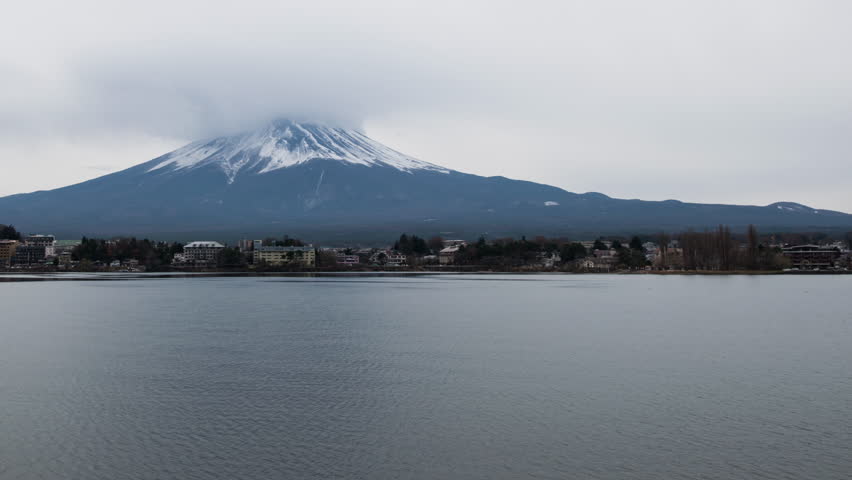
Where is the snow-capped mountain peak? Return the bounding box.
[147,119,451,182]
[769,202,821,214]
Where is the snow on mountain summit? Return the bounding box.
[148,119,451,182]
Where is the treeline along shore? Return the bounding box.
[1,223,851,274]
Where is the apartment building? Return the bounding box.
[254,245,316,267]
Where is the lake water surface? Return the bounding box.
[1,274,850,479]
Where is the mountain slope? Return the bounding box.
[1,119,851,242]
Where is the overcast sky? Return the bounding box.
[1,1,850,211]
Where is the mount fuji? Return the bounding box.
[1,119,851,242]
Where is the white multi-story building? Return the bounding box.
[369,250,408,266]
[183,241,225,265]
[386,252,407,267]
[25,234,56,257]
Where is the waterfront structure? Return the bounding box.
[12,245,47,265]
[0,239,19,265]
[254,245,316,267]
[386,252,407,267]
[571,257,612,272]
[54,239,81,256]
[578,258,596,271]
[442,239,467,248]
[336,254,360,265]
[369,250,407,266]
[57,251,73,265]
[580,241,601,250]
[25,234,56,257]
[439,245,461,265]
[587,257,612,272]
[537,251,562,268]
[642,242,659,262]
[782,245,842,269]
[237,239,254,252]
[183,241,225,265]
[653,247,684,270]
[593,248,617,260]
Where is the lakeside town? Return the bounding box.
[1,224,850,274]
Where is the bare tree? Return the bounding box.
[746,224,759,269]
[428,236,444,253]
[657,231,670,268]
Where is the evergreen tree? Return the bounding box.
[218,247,246,267]
[0,224,21,240]
[394,233,430,255]
[560,242,587,261]
[618,248,647,269]
[629,236,643,251]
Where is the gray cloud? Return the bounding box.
[1,0,851,211]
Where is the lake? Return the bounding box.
[1,274,850,479]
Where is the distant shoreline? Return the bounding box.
[1,269,849,282]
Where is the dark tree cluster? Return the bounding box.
[455,236,563,267]
[72,237,183,269]
[263,235,305,247]
[560,242,588,261]
[218,247,247,267]
[391,234,592,267]
[680,226,737,270]
[614,236,648,269]
[0,224,21,240]
[394,234,430,255]
[387,226,838,271]
[678,225,788,271]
